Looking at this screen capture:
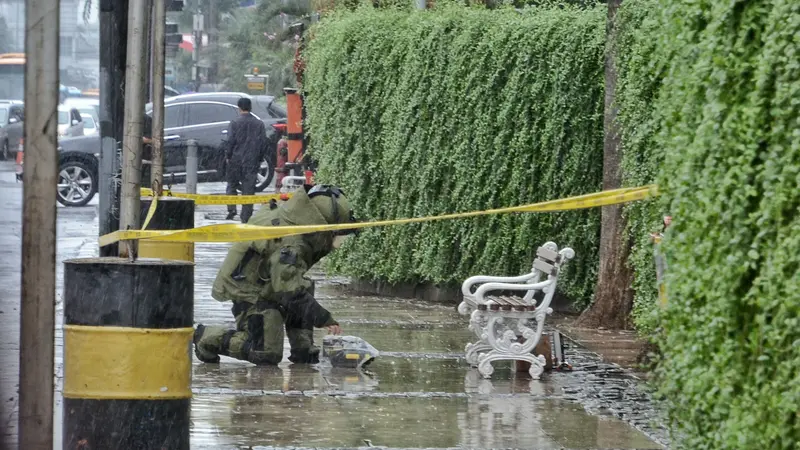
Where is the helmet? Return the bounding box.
[307,185,358,234]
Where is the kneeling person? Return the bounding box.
[194,185,357,365]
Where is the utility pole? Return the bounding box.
[207,0,216,83]
[98,0,129,257]
[192,11,203,88]
[119,0,151,259]
[151,0,166,193]
[19,0,58,447]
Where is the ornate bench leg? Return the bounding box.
[463,309,491,366]
[475,316,548,379]
[477,351,546,380]
[465,341,492,366]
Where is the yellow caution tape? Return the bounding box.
[101,185,659,247]
[142,195,158,230]
[140,188,292,205]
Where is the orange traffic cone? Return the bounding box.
[14,138,23,181]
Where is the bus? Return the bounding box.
[0,53,25,100]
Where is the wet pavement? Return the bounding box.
[0,161,668,449]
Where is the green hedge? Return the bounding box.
[653,0,800,446]
[304,6,607,302]
[614,0,667,334]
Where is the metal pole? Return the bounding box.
[19,0,58,445]
[151,0,166,195]
[186,139,198,194]
[98,0,129,257]
[416,0,425,9]
[119,0,151,258]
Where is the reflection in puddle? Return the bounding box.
[191,364,660,449]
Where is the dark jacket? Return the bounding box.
[226,113,267,174]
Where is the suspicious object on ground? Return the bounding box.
[322,335,379,369]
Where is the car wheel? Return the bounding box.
[57,160,97,207]
[254,155,275,192]
[1,140,8,160]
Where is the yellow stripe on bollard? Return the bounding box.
[63,325,194,400]
[102,184,660,247]
[139,241,195,262]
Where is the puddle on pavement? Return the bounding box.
[314,296,462,325]
[193,358,570,396]
[191,394,660,449]
[309,326,472,353]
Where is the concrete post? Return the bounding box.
[62,258,193,448]
[119,0,152,258]
[19,0,59,445]
[186,138,198,194]
[150,0,167,194]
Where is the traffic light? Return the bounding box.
[166,23,183,46]
[167,0,184,11]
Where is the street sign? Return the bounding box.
[245,75,267,92]
[193,14,204,31]
[247,81,265,90]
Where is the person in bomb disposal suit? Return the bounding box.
[225,97,268,223]
[194,185,358,365]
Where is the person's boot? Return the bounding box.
[193,324,221,363]
[247,350,283,366]
[288,347,321,364]
[225,211,237,221]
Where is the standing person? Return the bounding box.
[225,97,267,222]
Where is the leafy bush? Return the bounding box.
[304,6,607,302]
[653,0,800,447]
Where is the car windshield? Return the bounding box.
[82,115,96,128]
[58,110,69,125]
[0,108,7,126]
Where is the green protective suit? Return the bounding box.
[194,187,355,365]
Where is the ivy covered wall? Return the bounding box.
[304,6,607,303]
[652,0,800,446]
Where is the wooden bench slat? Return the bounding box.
[485,295,537,311]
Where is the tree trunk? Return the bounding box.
[576,0,635,330]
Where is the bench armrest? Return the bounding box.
[461,273,537,297]
[474,279,553,304]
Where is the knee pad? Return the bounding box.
[247,314,265,351]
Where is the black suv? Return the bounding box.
[53,92,286,206]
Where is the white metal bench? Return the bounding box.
[457,241,575,379]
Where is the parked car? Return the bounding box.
[63,99,100,136]
[165,86,181,97]
[25,92,286,207]
[58,105,85,137]
[63,97,100,117]
[0,100,24,160]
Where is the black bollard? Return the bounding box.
[62,258,194,449]
[139,196,195,261]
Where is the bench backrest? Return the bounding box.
[533,245,562,278]
[521,243,565,304]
